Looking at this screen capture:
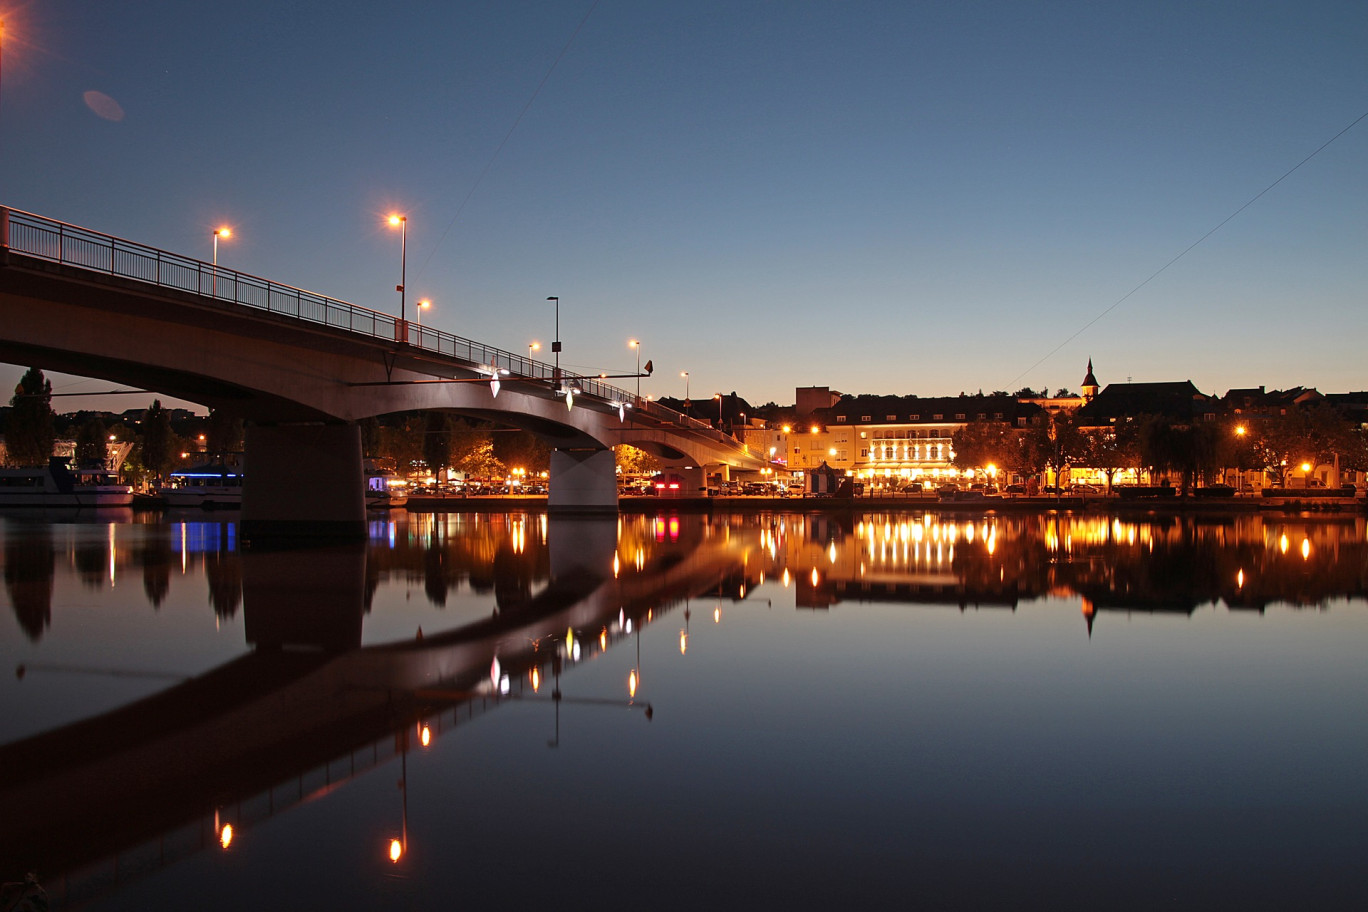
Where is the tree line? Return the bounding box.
[951,407,1368,492]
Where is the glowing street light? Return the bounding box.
[681,370,690,407]
[416,298,431,326]
[212,226,231,296]
[529,341,540,360]
[388,214,407,324]
[713,393,723,426]
[629,339,642,402]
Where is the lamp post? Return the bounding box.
[713,393,723,428]
[212,226,231,296]
[546,296,560,376]
[680,371,690,409]
[629,339,642,402]
[416,298,430,326]
[388,214,407,323]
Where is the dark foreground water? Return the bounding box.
[2,509,1366,910]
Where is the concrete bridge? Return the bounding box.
[0,207,774,535]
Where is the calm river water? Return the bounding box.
[2,508,1367,910]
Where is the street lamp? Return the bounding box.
[546,296,560,376]
[388,214,407,323]
[416,298,431,326]
[212,226,231,296]
[529,340,540,361]
[629,339,642,402]
[713,393,723,427]
[680,371,690,408]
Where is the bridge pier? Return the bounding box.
[547,447,618,513]
[241,423,366,543]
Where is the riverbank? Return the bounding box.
[398,492,1366,515]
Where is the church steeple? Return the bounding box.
[1082,358,1099,402]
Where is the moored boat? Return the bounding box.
[0,457,134,507]
[158,462,244,508]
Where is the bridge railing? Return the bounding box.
[1,207,750,455]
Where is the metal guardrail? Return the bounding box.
[0,206,749,451]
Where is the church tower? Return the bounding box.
[1082,359,1100,403]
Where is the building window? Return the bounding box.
[886,415,896,421]
[934,414,943,421]
[836,415,846,423]
[955,413,966,420]
[994,412,1003,419]
[1018,418,1026,427]
[860,448,869,458]
[910,414,919,420]
[861,415,871,422]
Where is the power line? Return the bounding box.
[1008,107,1368,388]
[419,1,602,276]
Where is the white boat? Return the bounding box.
[158,463,244,508]
[366,469,409,509]
[0,457,134,507]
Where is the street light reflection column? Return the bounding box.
[388,214,407,324]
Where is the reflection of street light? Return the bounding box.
[388,214,407,323]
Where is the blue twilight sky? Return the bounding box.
[2,0,1364,413]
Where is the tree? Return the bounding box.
[6,367,55,466]
[614,444,660,476]
[205,408,244,458]
[139,400,177,483]
[494,430,551,475]
[1025,412,1084,490]
[951,421,1023,478]
[74,416,109,467]
[1080,421,1141,492]
[422,411,454,477]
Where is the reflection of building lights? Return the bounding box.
[420,725,431,748]
[810,567,820,586]
[782,568,791,587]
[1301,538,1311,560]
[389,839,404,863]
[220,824,233,849]
[1280,534,1289,554]
[1237,569,1244,588]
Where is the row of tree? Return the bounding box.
[951,407,1368,493]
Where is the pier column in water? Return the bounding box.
[241,423,366,542]
[547,447,618,512]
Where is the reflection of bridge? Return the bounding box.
[0,517,762,899]
[0,208,773,533]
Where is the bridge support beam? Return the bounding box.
[547,447,618,513]
[241,423,366,543]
